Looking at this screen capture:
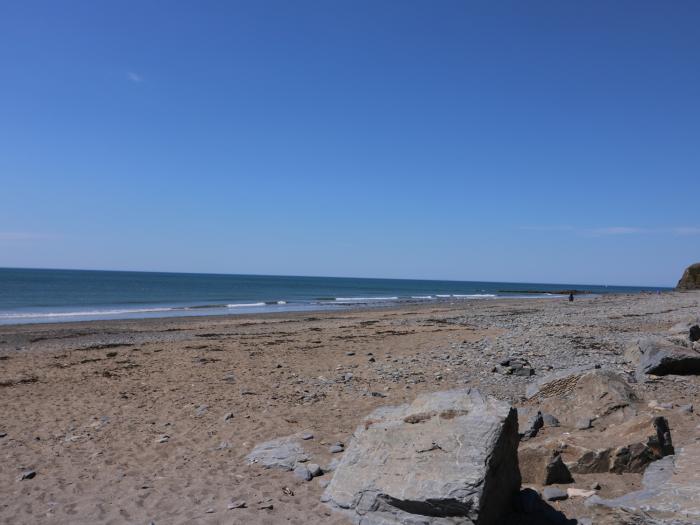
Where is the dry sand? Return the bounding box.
[1,293,699,524]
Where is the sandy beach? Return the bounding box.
[1,292,699,524]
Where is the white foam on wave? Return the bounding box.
[226,302,266,308]
[335,296,399,302]
[277,300,287,305]
[452,294,497,298]
[436,294,451,298]
[411,295,434,299]
[0,307,175,319]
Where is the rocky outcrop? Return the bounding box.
[676,262,700,290]
[525,367,637,428]
[587,442,700,522]
[636,338,700,376]
[322,389,521,525]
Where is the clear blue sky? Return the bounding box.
[1,1,698,286]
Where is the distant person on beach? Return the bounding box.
[569,293,574,302]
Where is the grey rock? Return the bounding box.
[346,351,356,356]
[246,435,309,471]
[329,444,344,454]
[0,432,6,438]
[322,389,521,525]
[587,442,700,520]
[227,500,246,509]
[637,338,700,376]
[542,413,560,427]
[195,404,209,417]
[293,465,312,481]
[307,463,322,477]
[576,417,592,430]
[679,404,694,414]
[301,432,314,440]
[514,367,535,377]
[223,412,234,422]
[520,410,543,441]
[542,487,568,502]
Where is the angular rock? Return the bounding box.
[526,367,637,428]
[246,435,309,471]
[293,465,312,481]
[587,442,700,521]
[690,325,700,343]
[322,389,521,525]
[637,338,700,376]
[545,454,574,485]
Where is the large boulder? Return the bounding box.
[525,367,637,428]
[322,389,521,525]
[676,262,700,290]
[637,338,700,376]
[587,442,700,522]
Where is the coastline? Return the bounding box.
[1,291,698,524]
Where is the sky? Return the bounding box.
[1,1,698,287]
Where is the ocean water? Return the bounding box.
[0,268,668,325]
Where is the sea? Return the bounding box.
[0,268,669,325]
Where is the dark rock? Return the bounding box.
[545,454,574,485]
[676,262,700,290]
[19,470,36,481]
[690,325,700,342]
[520,410,544,441]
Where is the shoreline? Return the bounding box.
[0,290,670,329]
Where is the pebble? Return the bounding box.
[346,351,355,356]
[679,404,694,414]
[590,482,601,490]
[19,470,36,481]
[542,487,568,501]
[301,433,314,440]
[567,488,595,498]
[343,373,353,382]
[307,463,322,477]
[223,412,234,422]
[227,500,246,509]
[575,418,592,430]
[293,465,312,481]
[0,432,6,438]
[329,444,344,453]
[195,405,209,417]
[156,435,170,443]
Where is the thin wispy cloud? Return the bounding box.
[520,226,700,237]
[0,232,51,241]
[126,71,143,83]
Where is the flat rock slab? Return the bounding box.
[322,389,520,525]
[587,442,700,522]
[246,434,309,471]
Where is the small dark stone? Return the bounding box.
[545,453,574,485]
[19,470,36,481]
[690,324,700,342]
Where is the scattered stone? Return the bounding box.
[368,357,376,363]
[542,413,560,427]
[542,487,568,502]
[156,435,169,444]
[520,410,544,441]
[322,389,521,525]
[307,463,322,477]
[257,501,274,510]
[690,325,700,342]
[195,405,208,417]
[246,435,309,471]
[590,482,601,490]
[370,391,387,398]
[240,388,256,395]
[342,373,353,382]
[293,465,312,481]
[679,404,694,414]
[227,500,246,509]
[328,443,344,454]
[576,417,592,430]
[222,373,236,383]
[205,508,214,513]
[223,412,234,422]
[19,470,36,481]
[300,432,314,440]
[0,432,6,438]
[545,453,574,485]
[346,351,355,356]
